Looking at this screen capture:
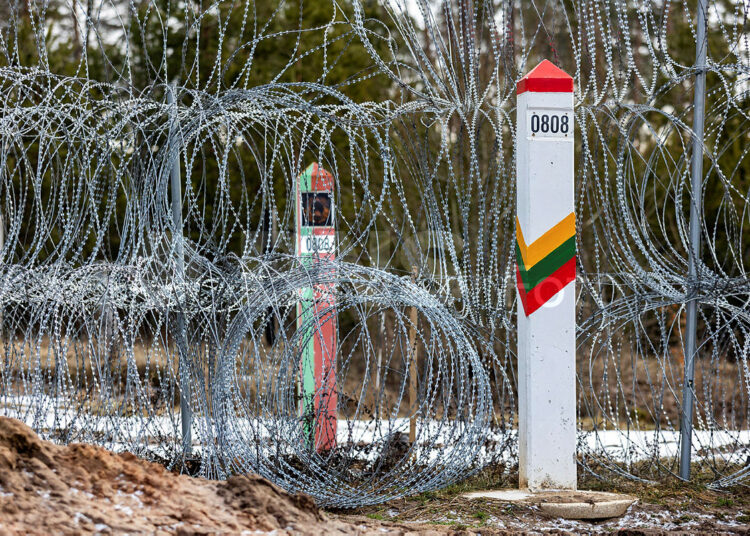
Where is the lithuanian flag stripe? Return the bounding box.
[515,236,576,292]
[515,257,576,316]
[515,213,575,269]
[516,213,576,315]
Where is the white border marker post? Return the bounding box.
[515,60,577,490]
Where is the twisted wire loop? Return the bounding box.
[0,0,749,505]
[203,256,493,507]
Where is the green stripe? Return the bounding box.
[516,235,576,292]
[299,288,316,444]
[299,164,315,191]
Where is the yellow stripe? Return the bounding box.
[516,213,576,269]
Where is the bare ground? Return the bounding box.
[339,469,750,535]
[0,416,749,535]
[0,416,391,535]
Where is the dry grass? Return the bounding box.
[578,349,748,430]
[336,463,750,533]
[1,317,748,430]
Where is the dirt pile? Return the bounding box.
[0,417,375,535]
[9,415,731,535]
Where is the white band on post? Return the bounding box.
[516,60,577,490]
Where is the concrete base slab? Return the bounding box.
[463,489,636,520]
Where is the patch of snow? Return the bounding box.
[113,503,133,516]
[73,512,92,525]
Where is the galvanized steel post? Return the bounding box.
[167,84,192,457]
[680,0,709,481]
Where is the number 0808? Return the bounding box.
[529,112,570,136]
[302,235,334,254]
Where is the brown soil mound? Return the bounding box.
[7,416,742,535]
[0,417,372,535]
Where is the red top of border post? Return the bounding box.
[516,60,574,94]
[302,162,335,191]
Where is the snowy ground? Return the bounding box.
[3,396,750,533]
[3,394,748,467]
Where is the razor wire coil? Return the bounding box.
[0,0,749,505]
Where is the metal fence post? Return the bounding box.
[0,210,4,337]
[167,84,192,457]
[680,0,709,481]
[408,266,419,444]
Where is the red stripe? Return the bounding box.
[313,296,337,452]
[516,60,574,94]
[310,163,335,191]
[516,257,576,316]
[516,77,574,94]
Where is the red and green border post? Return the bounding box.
[296,163,337,452]
[516,61,577,490]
